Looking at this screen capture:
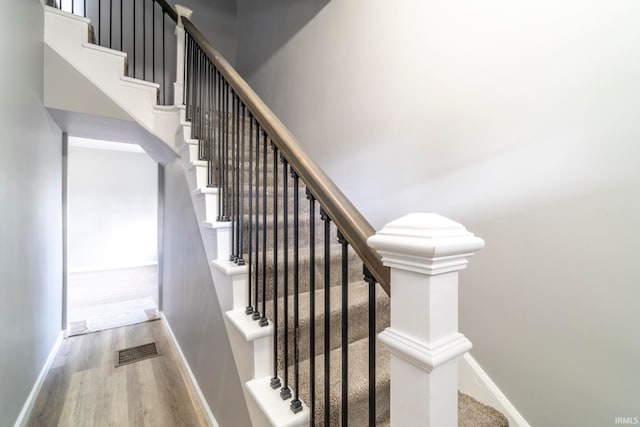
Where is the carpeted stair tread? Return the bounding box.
[263,281,389,363]
[242,215,328,251]
[458,393,510,427]
[292,336,390,426]
[181,112,511,426]
[376,392,509,427]
[248,245,365,299]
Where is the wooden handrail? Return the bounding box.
[155,0,178,23]
[182,18,390,294]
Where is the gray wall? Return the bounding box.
[234,1,640,426]
[169,0,238,66]
[162,158,251,427]
[0,0,63,425]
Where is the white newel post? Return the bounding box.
[368,213,485,427]
[174,4,193,106]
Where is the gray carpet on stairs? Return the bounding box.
[230,102,510,425]
[459,393,509,427]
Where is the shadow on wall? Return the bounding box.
[235,0,330,76]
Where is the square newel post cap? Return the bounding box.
[175,4,193,25]
[368,213,485,275]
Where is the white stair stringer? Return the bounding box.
[43,5,180,157]
[175,122,310,427]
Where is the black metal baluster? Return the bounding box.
[198,50,204,149]
[235,101,243,264]
[199,49,203,141]
[207,63,215,186]
[120,0,122,51]
[190,44,196,137]
[219,80,226,212]
[162,11,166,104]
[184,36,190,120]
[191,49,202,140]
[246,113,254,316]
[143,0,146,80]
[216,72,223,219]
[182,33,187,106]
[193,47,198,140]
[84,0,86,17]
[223,82,230,221]
[259,131,268,327]
[133,0,136,77]
[98,0,101,45]
[237,105,246,266]
[321,208,331,425]
[192,46,199,140]
[364,267,377,427]
[280,155,291,400]
[290,168,302,414]
[109,0,112,48]
[306,189,316,425]
[251,120,260,321]
[203,58,210,163]
[338,231,349,426]
[72,0,74,14]
[229,92,237,261]
[270,142,281,389]
[152,0,156,84]
[203,59,208,174]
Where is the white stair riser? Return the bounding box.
[153,108,181,149]
[185,163,208,191]
[181,141,199,163]
[192,192,219,223]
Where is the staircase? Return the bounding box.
[43,1,510,425]
[180,113,507,426]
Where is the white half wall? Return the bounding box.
[0,0,63,425]
[234,1,640,426]
[67,137,158,271]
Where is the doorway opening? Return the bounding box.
[66,137,159,336]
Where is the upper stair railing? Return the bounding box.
[50,0,177,105]
[182,19,390,294]
[181,14,390,426]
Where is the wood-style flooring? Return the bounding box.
[27,320,208,427]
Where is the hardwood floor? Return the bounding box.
[27,320,208,427]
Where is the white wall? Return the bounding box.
[68,138,158,271]
[234,1,640,425]
[0,0,63,425]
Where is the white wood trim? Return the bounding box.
[246,377,309,427]
[459,353,531,427]
[369,213,485,427]
[160,313,219,427]
[14,331,64,427]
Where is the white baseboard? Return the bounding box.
[160,312,219,427]
[14,331,64,427]
[459,353,530,427]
